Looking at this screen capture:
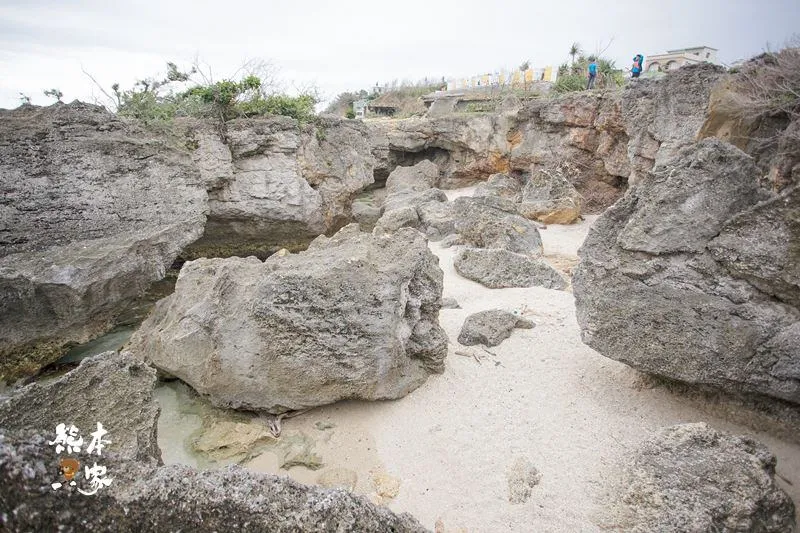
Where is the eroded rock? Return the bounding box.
[615,423,795,532]
[458,309,535,347]
[574,139,800,403]
[455,248,567,290]
[129,225,448,413]
[0,351,161,463]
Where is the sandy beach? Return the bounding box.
[157,197,800,532]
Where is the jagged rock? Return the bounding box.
[376,160,454,240]
[439,234,465,248]
[374,205,420,233]
[417,201,456,241]
[506,457,541,504]
[517,168,583,224]
[454,248,567,290]
[367,114,509,189]
[574,139,800,403]
[0,351,161,463]
[474,173,524,202]
[622,63,726,185]
[0,103,207,381]
[185,116,375,257]
[351,200,382,230]
[452,196,543,256]
[0,431,426,533]
[615,423,795,532]
[441,297,461,309]
[129,224,448,413]
[385,160,439,194]
[458,309,535,347]
[708,185,800,308]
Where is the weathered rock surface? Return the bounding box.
[518,168,583,224]
[369,65,725,214]
[0,102,207,381]
[454,248,567,290]
[184,116,374,257]
[574,139,800,403]
[623,63,726,185]
[0,431,426,533]
[458,309,535,347]
[0,351,161,463]
[129,224,448,413]
[375,160,455,240]
[452,196,543,255]
[615,423,795,532]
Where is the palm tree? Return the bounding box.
[569,43,581,66]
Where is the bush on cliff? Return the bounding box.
[109,61,317,124]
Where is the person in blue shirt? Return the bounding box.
[631,54,644,78]
[587,59,598,89]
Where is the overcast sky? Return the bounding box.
[1,0,798,110]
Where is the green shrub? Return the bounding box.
[553,74,587,94]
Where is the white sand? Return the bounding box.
[233,205,800,531]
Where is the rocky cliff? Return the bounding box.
[367,64,724,213]
[0,105,375,380]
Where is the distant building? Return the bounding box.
[645,46,719,73]
[367,93,401,116]
[353,99,369,119]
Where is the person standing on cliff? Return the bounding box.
[631,54,644,78]
[586,58,598,89]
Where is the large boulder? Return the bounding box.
[0,431,426,533]
[615,423,795,532]
[574,139,800,403]
[458,309,534,347]
[452,196,543,255]
[0,103,207,381]
[517,168,583,224]
[454,248,567,290]
[129,225,448,413]
[376,160,454,241]
[0,351,161,463]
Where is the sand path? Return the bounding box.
[160,190,800,531]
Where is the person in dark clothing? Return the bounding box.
[631,54,644,78]
[587,59,598,89]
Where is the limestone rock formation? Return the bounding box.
[0,102,207,381]
[184,116,374,257]
[623,63,726,185]
[454,248,567,290]
[458,309,535,347]
[375,160,454,240]
[574,138,800,404]
[452,196,543,255]
[0,351,161,463]
[517,168,583,224]
[0,432,425,533]
[615,423,795,532]
[129,225,448,413]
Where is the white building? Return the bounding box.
[646,46,719,73]
[353,99,369,119]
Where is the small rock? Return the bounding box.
[372,471,401,502]
[506,457,541,504]
[458,309,535,347]
[315,421,336,431]
[441,297,461,309]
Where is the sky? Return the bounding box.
[1,0,798,110]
